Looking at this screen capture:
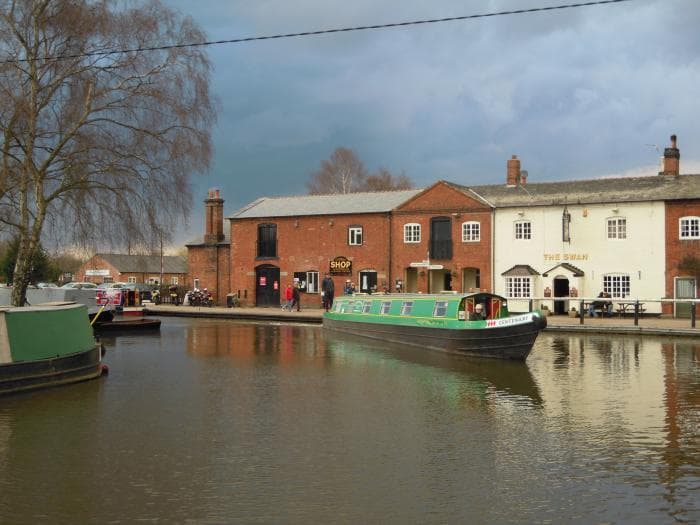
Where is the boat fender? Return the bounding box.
[100,364,109,375]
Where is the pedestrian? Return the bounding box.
[282,284,293,311]
[321,273,335,311]
[291,283,301,312]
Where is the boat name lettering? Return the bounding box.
[486,314,533,328]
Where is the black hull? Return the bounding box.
[323,317,545,360]
[93,318,161,333]
[0,345,105,395]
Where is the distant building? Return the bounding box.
[77,253,187,286]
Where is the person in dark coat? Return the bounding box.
[321,273,335,311]
[291,284,301,312]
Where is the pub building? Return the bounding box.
[188,136,699,316]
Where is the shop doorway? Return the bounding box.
[462,267,480,292]
[255,265,280,307]
[553,277,570,315]
[359,270,377,293]
[405,268,418,293]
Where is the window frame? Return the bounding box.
[400,301,414,315]
[348,225,363,246]
[606,217,627,240]
[679,216,700,240]
[433,300,449,317]
[461,221,481,242]
[380,301,392,314]
[505,276,532,298]
[603,273,631,299]
[305,271,319,293]
[403,223,421,243]
[514,220,532,240]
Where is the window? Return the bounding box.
[603,274,631,298]
[404,223,421,243]
[607,217,627,239]
[506,276,532,298]
[515,221,531,240]
[348,226,363,246]
[433,301,449,317]
[305,271,319,293]
[400,301,414,315]
[680,216,700,239]
[193,278,200,289]
[257,223,277,258]
[127,276,136,284]
[103,277,114,284]
[380,301,391,314]
[170,276,179,285]
[461,221,480,242]
[362,301,372,313]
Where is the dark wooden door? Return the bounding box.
[430,217,452,260]
[256,266,280,307]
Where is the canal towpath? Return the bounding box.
[138,304,700,337]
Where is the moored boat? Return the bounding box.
[323,292,546,360]
[92,317,161,333]
[0,303,106,395]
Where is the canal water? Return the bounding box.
[1,318,698,524]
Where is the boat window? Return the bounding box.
[362,301,372,313]
[400,301,414,315]
[352,301,363,313]
[333,301,342,313]
[380,301,391,314]
[433,301,449,317]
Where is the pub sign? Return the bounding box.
[329,256,352,275]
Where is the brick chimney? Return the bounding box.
[507,155,521,187]
[659,134,680,177]
[204,188,225,244]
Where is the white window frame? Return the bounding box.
[127,276,137,284]
[607,217,627,240]
[603,273,631,299]
[403,223,421,243]
[193,278,200,289]
[306,271,319,293]
[170,276,179,285]
[514,221,532,240]
[348,226,363,246]
[679,216,700,240]
[433,301,449,317]
[400,301,414,315]
[506,276,532,298]
[461,221,480,242]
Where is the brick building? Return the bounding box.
[187,135,699,315]
[185,189,230,304]
[77,253,187,286]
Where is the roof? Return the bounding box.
[185,230,231,247]
[460,174,700,208]
[230,189,422,219]
[542,263,585,277]
[501,264,540,276]
[96,253,187,274]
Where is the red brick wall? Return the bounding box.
[230,213,392,307]
[392,182,493,293]
[665,200,700,315]
[187,243,230,304]
[77,255,120,283]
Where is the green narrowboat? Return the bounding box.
[0,303,107,395]
[323,292,547,360]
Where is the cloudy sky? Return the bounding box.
[162,0,700,245]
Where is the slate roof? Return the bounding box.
[501,264,540,276]
[542,263,585,277]
[185,230,231,247]
[97,253,187,274]
[455,174,700,208]
[230,189,423,219]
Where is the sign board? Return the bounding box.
[329,256,352,275]
[86,269,110,276]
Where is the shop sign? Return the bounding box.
[259,276,267,286]
[86,269,110,276]
[329,256,352,275]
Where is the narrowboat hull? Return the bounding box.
[0,303,106,395]
[0,345,104,395]
[324,315,545,360]
[93,318,161,333]
[323,292,546,360]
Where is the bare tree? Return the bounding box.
[361,168,414,191]
[0,0,215,305]
[306,147,367,194]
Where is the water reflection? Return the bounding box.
[0,320,697,523]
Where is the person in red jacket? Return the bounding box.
[282,284,293,311]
